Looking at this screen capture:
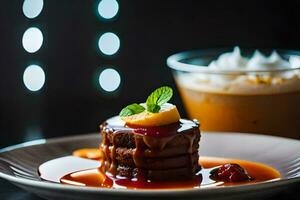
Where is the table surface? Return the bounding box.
[0,178,299,200]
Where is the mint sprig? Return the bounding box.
[119,86,173,117]
[146,86,173,113]
[119,103,145,117]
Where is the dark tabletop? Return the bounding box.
[0,178,299,200]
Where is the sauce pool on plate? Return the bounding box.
[38,149,280,189]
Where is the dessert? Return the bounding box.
[169,47,300,138]
[38,86,281,189]
[99,86,201,181]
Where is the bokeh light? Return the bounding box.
[22,0,44,19]
[23,64,45,91]
[98,32,120,55]
[99,68,121,92]
[97,0,119,19]
[22,27,43,53]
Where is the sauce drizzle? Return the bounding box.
[55,155,281,189]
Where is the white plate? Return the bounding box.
[0,132,299,200]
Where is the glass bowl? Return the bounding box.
[167,48,300,139]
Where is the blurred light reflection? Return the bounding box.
[98,0,119,19]
[22,27,43,53]
[22,0,44,19]
[99,68,121,92]
[98,32,120,55]
[23,64,45,91]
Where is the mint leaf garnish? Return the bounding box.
[119,103,145,117]
[119,86,173,117]
[147,104,161,113]
[146,86,173,113]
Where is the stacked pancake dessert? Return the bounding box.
[99,86,201,181]
[55,86,278,189]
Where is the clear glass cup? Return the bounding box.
[167,48,300,139]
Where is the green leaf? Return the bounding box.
[147,104,160,113]
[119,103,145,117]
[146,86,173,112]
[119,86,174,116]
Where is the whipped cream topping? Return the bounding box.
[177,47,300,95]
[209,47,248,70]
[208,47,297,71]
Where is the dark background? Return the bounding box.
[1,0,300,148]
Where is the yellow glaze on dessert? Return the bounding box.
[122,103,180,127]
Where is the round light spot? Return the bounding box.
[23,65,45,91]
[22,27,43,53]
[98,32,120,55]
[22,0,44,19]
[99,68,121,92]
[98,0,119,19]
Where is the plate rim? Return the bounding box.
[0,132,300,195]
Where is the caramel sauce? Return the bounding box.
[60,168,202,189]
[38,117,280,189]
[56,153,280,189]
[55,117,280,189]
